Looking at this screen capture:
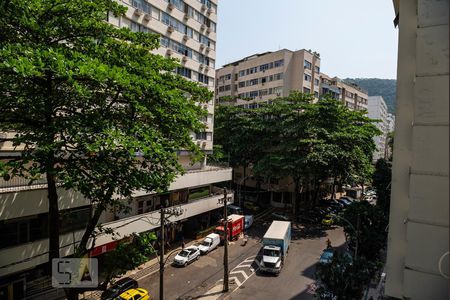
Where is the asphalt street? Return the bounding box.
[137,217,346,300]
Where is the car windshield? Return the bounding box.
[263,249,279,257]
[178,250,189,257]
[201,241,211,246]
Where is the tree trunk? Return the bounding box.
[331,177,337,200]
[77,203,105,256]
[47,171,60,263]
[313,179,320,205]
[360,181,365,200]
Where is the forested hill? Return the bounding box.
[345,78,397,114]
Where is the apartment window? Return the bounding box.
[218,86,224,92]
[304,74,311,82]
[303,87,311,94]
[176,67,192,79]
[238,81,245,88]
[273,87,283,96]
[225,74,232,80]
[259,63,271,72]
[137,197,154,214]
[249,78,259,86]
[304,60,312,70]
[274,59,284,67]
[314,66,320,73]
[131,0,151,13]
[261,77,267,84]
[274,73,283,81]
[239,70,246,77]
[314,78,319,86]
[249,91,259,98]
[268,75,274,82]
[346,91,354,98]
[224,85,231,91]
[259,89,268,96]
[196,131,207,140]
[198,74,209,84]
[130,21,150,33]
[246,67,258,75]
[314,91,319,98]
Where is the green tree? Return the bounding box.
[100,232,156,289]
[339,201,387,262]
[0,0,209,270]
[214,104,264,206]
[252,91,314,213]
[315,253,372,300]
[372,158,392,221]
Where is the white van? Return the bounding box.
[198,233,220,254]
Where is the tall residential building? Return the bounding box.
[367,96,389,161]
[215,49,321,107]
[0,1,233,299]
[386,0,448,299]
[387,113,395,133]
[319,73,368,111]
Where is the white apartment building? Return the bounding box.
[368,95,389,161]
[386,0,448,299]
[387,112,395,133]
[0,1,233,299]
[215,49,321,107]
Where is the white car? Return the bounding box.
[173,246,200,267]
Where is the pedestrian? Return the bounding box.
[326,238,332,249]
[181,238,185,249]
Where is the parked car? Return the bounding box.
[318,248,334,264]
[271,211,291,221]
[340,196,355,202]
[337,198,352,206]
[321,214,334,226]
[244,215,254,229]
[227,204,244,216]
[117,288,151,300]
[101,277,138,300]
[198,233,220,254]
[173,246,200,267]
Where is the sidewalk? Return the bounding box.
[80,237,204,299]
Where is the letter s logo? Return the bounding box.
[57,260,72,285]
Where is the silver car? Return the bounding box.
[173,246,200,267]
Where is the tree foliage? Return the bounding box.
[339,201,387,262]
[0,0,210,264]
[315,253,372,300]
[372,158,392,221]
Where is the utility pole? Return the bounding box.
[159,204,165,300]
[223,188,229,292]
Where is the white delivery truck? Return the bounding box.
[259,220,291,275]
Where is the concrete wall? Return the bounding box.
[385,0,449,298]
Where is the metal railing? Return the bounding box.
[0,176,47,192]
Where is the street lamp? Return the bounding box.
[331,213,360,259]
[218,188,230,292]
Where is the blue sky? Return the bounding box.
[215,0,398,79]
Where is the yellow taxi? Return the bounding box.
[321,214,334,226]
[118,288,151,300]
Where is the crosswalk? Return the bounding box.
[202,255,260,299]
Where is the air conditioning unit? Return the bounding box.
[262,82,265,85]
[207,8,213,15]
[166,49,172,56]
[196,141,201,146]
[203,104,208,110]
[199,64,205,70]
[202,141,207,148]
[199,44,205,50]
[205,46,211,53]
[184,14,190,20]
[206,27,211,34]
[205,66,210,72]
[134,8,143,16]
[182,56,188,62]
[200,24,206,31]
[183,34,189,41]
[276,92,281,96]
[167,26,174,33]
[201,4,207,11]
[168,3,174,10]
[143,13,151,21]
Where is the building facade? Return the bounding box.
[0,1,234,299]
[368,96,389,161]
[215,49,321,107]
[385,0,448,299]
[319,73,368,111]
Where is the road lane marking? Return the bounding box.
[230,270,249,280]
